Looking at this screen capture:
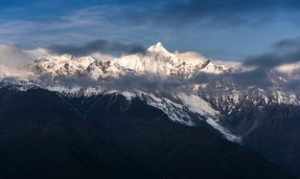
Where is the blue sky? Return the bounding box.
[1,0,300,59]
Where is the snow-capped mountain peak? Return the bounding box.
[147,42,174,57]
[25,42,233,81]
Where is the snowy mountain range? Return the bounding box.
[1,42,300,141]
[1,42,300,177]
[29,42,234,80]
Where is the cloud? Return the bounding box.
[0,44,35,80]
[225,36,300,87]
[48,39,146,56]
[0,44,33,67]
[244,54,283,69]
[0,4,156,49]
[244,37,300,69]
[273,37,300,51]
[130,0,300,26]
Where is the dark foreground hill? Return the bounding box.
[0,87,294,179]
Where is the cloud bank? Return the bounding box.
[245,36,300,68]
[48,39,146,56]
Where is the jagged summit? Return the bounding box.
[147,42,173,57]
[24,43,233,81]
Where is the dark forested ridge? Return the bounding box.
[0,87,295,179]
[220,103,300,178]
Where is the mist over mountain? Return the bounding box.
[1,41,300,91]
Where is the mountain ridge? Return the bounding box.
[0,86,295,179]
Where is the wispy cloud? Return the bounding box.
[245,37,300,69]
[0,4,155,48]
[157,0,300,24]
[1,0,300,59]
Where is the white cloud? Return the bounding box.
[0,44,33,67]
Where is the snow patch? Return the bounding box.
[121,91,137,101]
[206,118,242,143]
[177,93,240,142]
[177,93,220,117]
